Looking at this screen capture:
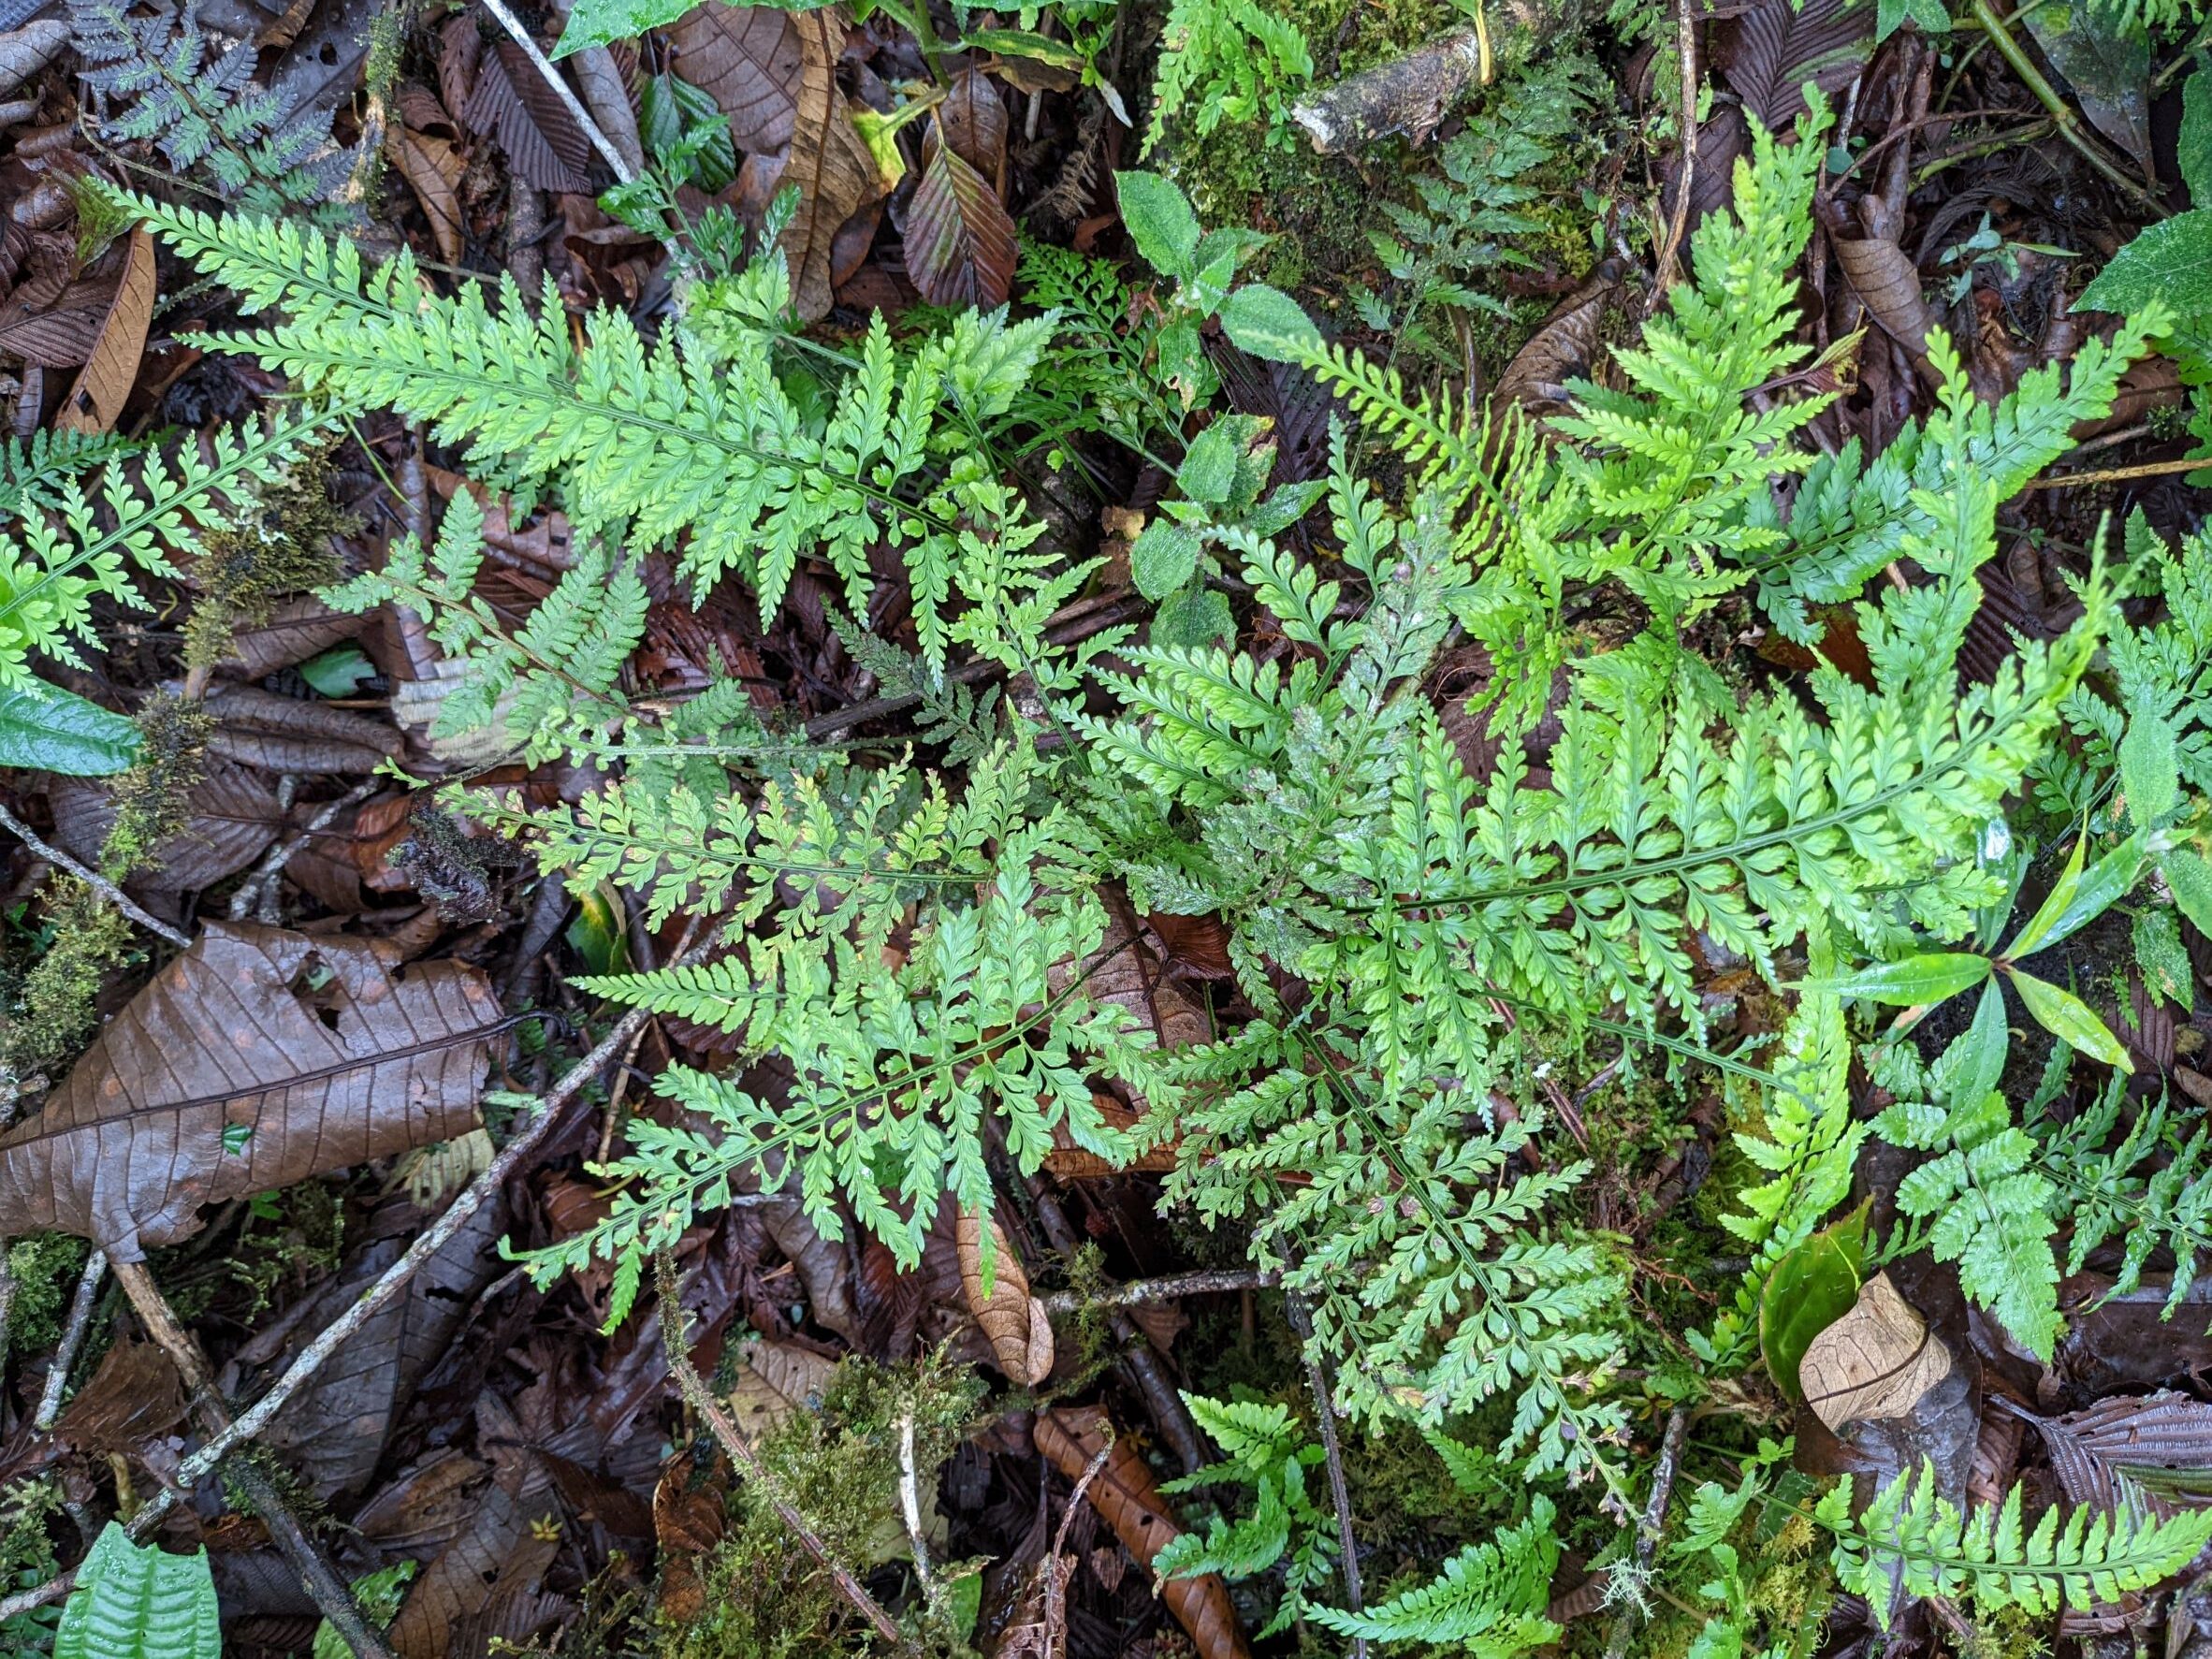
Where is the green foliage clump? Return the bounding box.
[1145,0,1313,153]
[1154,1392,1338,1637]
[657,1354,982,1659]
[2,881,135,1084]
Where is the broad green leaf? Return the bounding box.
[2006,968,2133,1072]
[1114,170,1202,281]
[2164,848,2212,939]
[297,644,375,697]
[1876,0,1951,37]
[2078,211,2212,318]
[2005,831,2145,960]
[0,679,141,775]
[1177,422,1242,504]
[1801,952,1990,1006]
[2118,706,2180,824]
[1131,520,1201,600]
[961,26,1085,68]
[56,1523,220,1659]
[2185,63,2212,203]
[1760,1204,1868,1403]
[1950,979,2009,1107]
[565,881,631,976]
[2020,0,2150,172]
[1152,585,1233,648]
[557,0,839,53]
[1219,284,1323,363]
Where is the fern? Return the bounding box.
[72,0,353,222]
[1145,0,1313,153]
[1154,1393,1338,1637]
[0,412,328,689]
[324,489,645,765]
[126,197,1083,670]
[1311,1495,1559,1651]
[53,1523,220,1659]
[1819,1463,2212,1624]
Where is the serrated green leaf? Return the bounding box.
[2006,968,2133,1072]
[1219,283,1322,362]
[1801,952,1990,1006]
[2184,64,2212,203]
[2118,706,2179,825]
[555,0,693,55]
[1114,170,1201,280]
[2078,210,2212,318]
[1132,519,1201,600]
[0,680,141,775]
[1178,422,1242,504]
[2165,848,2212,939]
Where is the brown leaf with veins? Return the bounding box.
[460,37,592,194]
[1034,1407,1251,1659]
[667,4,803,153]
[0,924,502,1259]
[57,225,155,434]
[387,120,468,266]
[904,121,1018,308]
[782,7,883,320]
[1800,1272,1953,1432]
[939,68,1008,178]
[955,1208,1053,1384]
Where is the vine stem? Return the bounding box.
[1652,0,1699,296]
[1967,0,2166,218]
[652,1250,915,1653]
[2022,453,2208,489]
[0,802,188,949]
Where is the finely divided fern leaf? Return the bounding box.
[1312,1496,1559,1651]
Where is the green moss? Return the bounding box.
[182,439,352,671]
[656,1353,985,1659]
[1,881,135,1084]
[4,1232,92,1356]
[100,692,213,880]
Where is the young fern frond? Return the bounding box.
[1311,1496,1559,1648]
[126,196,1073,666]
[0,413,328,688]
[1820,1463,2212,1624]
[2040,1069,2212,1320]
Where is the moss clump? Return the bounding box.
[2,881,136,1084]
[657,1353,985,1659]
[99,691,214,880]
[4,1232,92,1355]
[182,439,353,672]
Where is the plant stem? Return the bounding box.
[1601,1406,1691,1659]
[2023,453,2207,489]
[1967,0,2166,218]
[1041,1268,1279,1315]
[0,803,188,949]
[1287,1291,1367,1659]
[476,0,638,185]
[33,1248,107,1431]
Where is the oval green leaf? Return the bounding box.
[1799,952,1991,1007]
[1760,1204,1869,1404]
[0,679,141,775]
[2006,968,2134,1073]
[1113,170,1201,281]
[1219,283,1323,364]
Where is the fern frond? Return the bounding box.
[1313,1496,1559,1649]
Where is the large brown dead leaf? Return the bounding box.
[2006,1390,2212,1521]
[1034,1407,1251,1659]
[1719,0,1872,132]
[203,682,403,773]
[782,7,881,320]
[955,1209,1053,1384]
[1800,1272,1953,1432]
[386,119,468,266]
[56,226,154,435]
[904,121,1018,308]
[51,761,285,902]
[0,924,502,1259]
[667,4,803,153]
[460,37,592,195]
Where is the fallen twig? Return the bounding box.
[33,1247,107,1431]
[896,1412,938,1606]
[228,777,378,922]
[0,802,188,949]
[653,1250,915,1653]
[476,0,638,184]
[2023,453,2209,489]
[1600,1405,1691,1659]
[1651,0,1698,296]
[1042,1428,1115,1656]
[1040,1267,1277,1316]
[1287,1292,1367,1659]
[111,1258,398,1659]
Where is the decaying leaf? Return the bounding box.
[51,761,285,900]
[1800,1272,1954,1433]
[939,67,1008,178]
[1720,0,1872,133]
[1833,229,1935,377]
[780,7,883,320]
[955,1209,1054,1385]
[666,3,802,153]
[387,116,469,266]
[460,37,593,195]
[727,1337,837,1441]
[0,19,70,99]
[904,121,1018,308]
[1034,1406,1252,1659]
[203,682,403,773]
[222,592,364,678]
[56,225,154,435]
[1492,260,1627,423]
[0,924,502,1259]
[2020,0,2152,172]
[2006,1390,2212,1521]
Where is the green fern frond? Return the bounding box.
[1312,1495,1559,1649]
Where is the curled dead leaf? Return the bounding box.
[56,226,154,435]
[781,7,884,320]
[1034,1407,1251,1659]
[955,1209,1054,1385]
[1800,1271,1954,1433]
[1833,232,1934,381]
[387,119,469,266]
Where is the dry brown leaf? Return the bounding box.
[1033,1407,1252,1659]
[222,592,363,678]
[386,1478,559,1659]
[905,122,1018,309]
[0,20,68,99]
[955,1209,1053,1385]
[939,68,1008,179]
[51,761,284,900]
[1492,260,1626,423]
[1719,0,1872,132]
[1833,232,1934,376]
[1046,1094,1177,1177]
[387,122,469,266]
[782,7,883,321]
[460,37,592,195]
[51,1337,185,1458]
[203,682,403,773]
[57,226,155,435]
[1800,1271,1954,1433]
[726,1337,837,1441]
[667,4,803,153]
[0,924,502,1259]
[0,271,117,371]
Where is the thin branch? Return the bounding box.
[896,1412,937,1604]
[229,778,379,922]
[475,0,637,184]
[1043,1430,1114,1657]
[1651,0,1698,296]
[2022,453,2208,490]
[0,802,188,949]
[110,1259,397,1659]
[653,1251,915,1653]
[1287,1292,1367,1659]
[1040,1268,1278,1316]
[1601,1405,1691,1659]
[34,1248,107,1431]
